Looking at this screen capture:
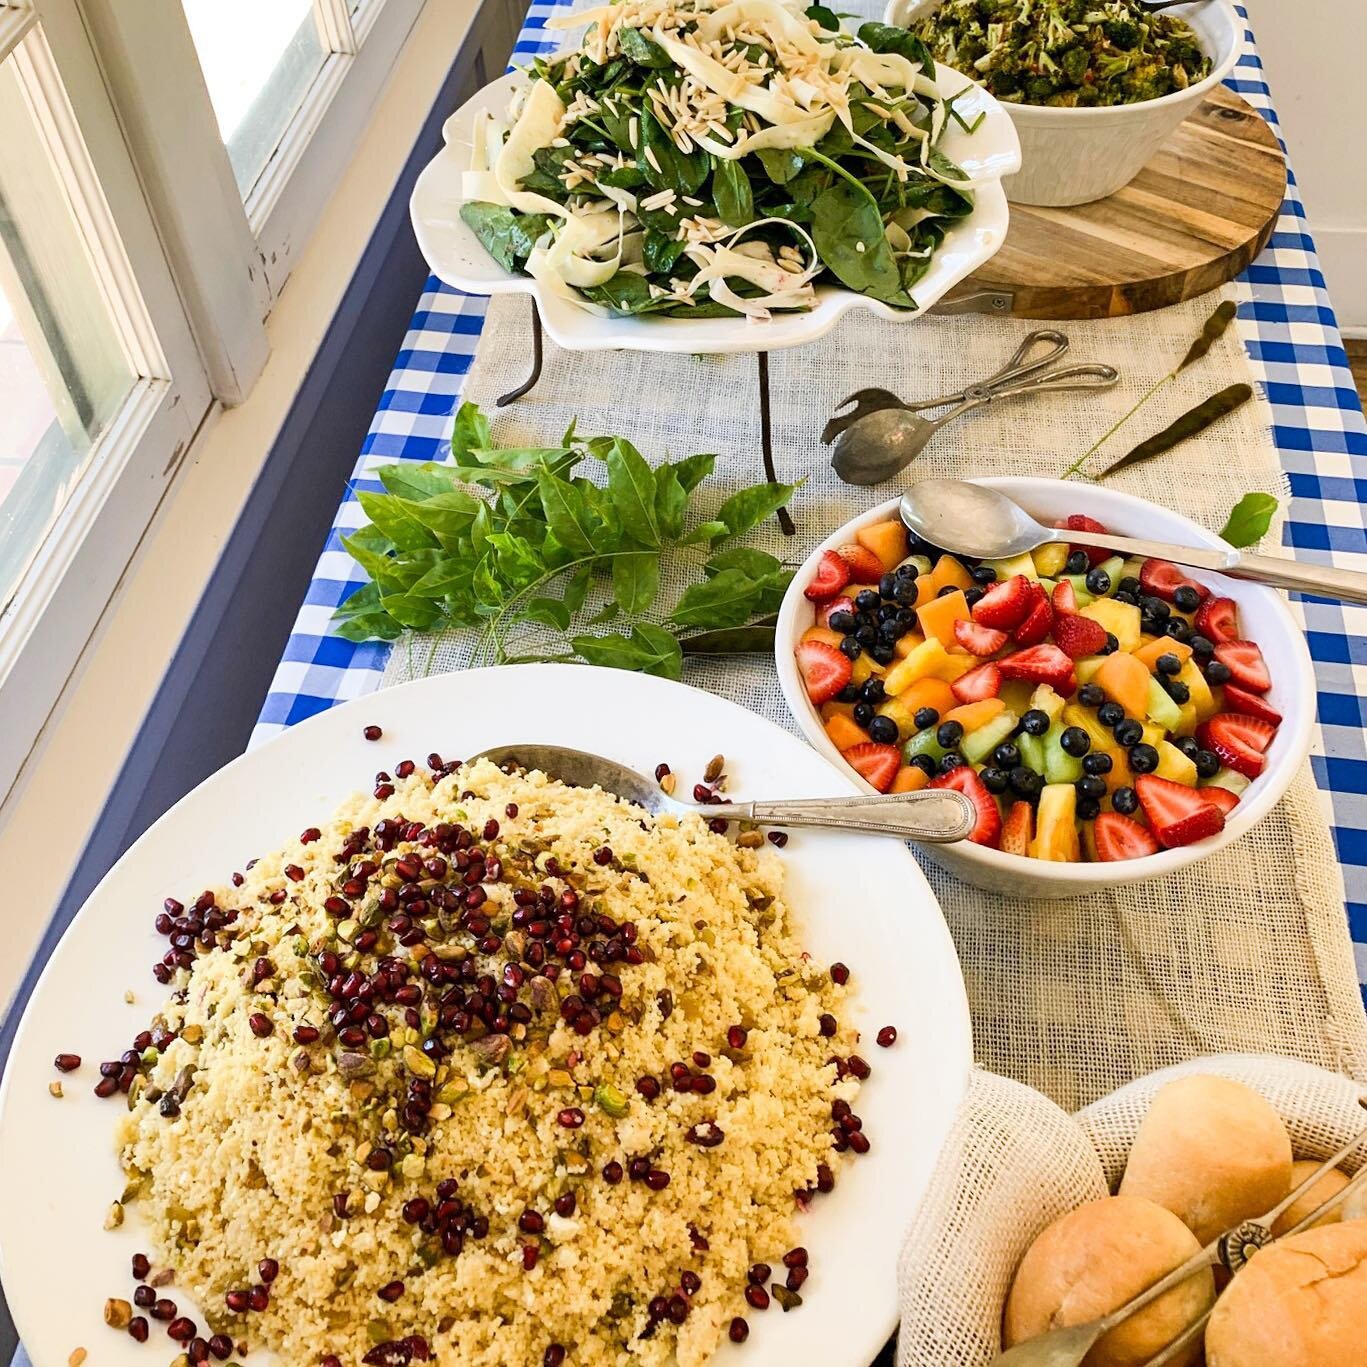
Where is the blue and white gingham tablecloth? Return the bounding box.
[250,3,1367,1004]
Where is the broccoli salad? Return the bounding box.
[458,0,991,321]
[910,0,1211,107]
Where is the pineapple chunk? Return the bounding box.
[1155,740,1198,785]
[1031,542,1069,578]
[1030,683,1067,724]
[1176,659,1218,721]
[1074,656,1107,686]
[982,551,1040,583]
[1080,598,1142,653]
[851,653,885,686]
[882,637,973,694]
[1031,784,1081,862]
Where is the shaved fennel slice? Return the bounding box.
[694,108,835,160]
[494,79,571,217]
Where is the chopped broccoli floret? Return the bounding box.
[1103,18,1143,51]
[1059,45,1090,84]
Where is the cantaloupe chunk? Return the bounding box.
[1095,651,1150,718]
[916,588,970,648]
[819,699,854,721]
[889,676,957,718]
[1133,636,1193,671]
[911,575,935,609]
[855,520,909,571]
[1080,598,1142,653]
[928,555,974,594]
[891,765,930,794]
[1176,659,1218,721]
[825,713,869,751]
[943,698,1007,733]
[801,626,844,648]
[893,631,926,659]
[1155,740,1198,785]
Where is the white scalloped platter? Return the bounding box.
[411,66,1020,354]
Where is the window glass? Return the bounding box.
[182,0,328,196]
[0,53,135,611]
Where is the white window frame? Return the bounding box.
[0,0,210,794]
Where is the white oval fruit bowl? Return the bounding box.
[410,63,1020,355]
[774,478,1315,898]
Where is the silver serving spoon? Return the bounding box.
[474,744,976,842]
[899,478,1367,605]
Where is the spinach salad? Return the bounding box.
[459,0,985,319]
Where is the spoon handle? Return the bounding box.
[705,790,976,843]
[1063,529,1367,606]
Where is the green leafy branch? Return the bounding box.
[331,403,798,678]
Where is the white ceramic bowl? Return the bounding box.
[883,0,1242,206]
[774,478,1315,898]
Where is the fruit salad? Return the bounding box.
[795,513,1281,862]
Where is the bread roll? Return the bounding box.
[1004,1194,1214,1367]
[1119,1075,1292,1243]
[1270,1160,1350,1236]
[1205,1221,1367,1366]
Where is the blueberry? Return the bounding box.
[1189,634,1214,659]
[1165,618,1192,643]
[1084,568,1112,596]
[836,683,861,704]
[839,636,862,660]
[1060,726,1091,757]
[1020,709,1050,736]
[1078,683,1105,708]
[936,584,959,598]
[1165,680,1191,704]
[877,602,899,623]
[1009,766,1043,799]
[828,610,856,634]
[1156,653,1182,676]
[878,573,897,598]
[1114,718,1144,748]
[1175,736,1200,759]
[981,766,1009,794]
[853,702,875,727]
[1173,585,1201,613]
[964,587,985,609]
[1065,550,1088,575]
[971,564,998,584]
[1206,660,1232,685]
[1097,702,1124,728]
[855,589,879,612]
[1194,749,1221,779]
[868,715,899,745]
[913,707,940,730]
[894,608,918,631]
[860,678,886,703]
[1118,576,1142,596]
[1076,774,1107,800]
[1111,786,1139,815]
[893,580,919,606]
[894,561,918,581]
[1113,591,1138,606]
[1142,596,1171,620]
[909,754,937,778]
[936,720,964,749]
[1140,616,1163,637]
[1083,751,1113,776]
[877,621,901,644]
[855,624,877,647]
[993,742,1020,769]
[1128,743,1159,773]
[1099,632,1120,656]
[871,643,895,664]
[1076,796,1101,821]
[938,752,965,774]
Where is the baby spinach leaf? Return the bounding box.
[643,229,688,275]
[857,22,936,76]
[806,4,841,32]
[756,148,806,185]
[600,164,648,190]
[618,27,674,68]
[580,270,663,316]
[810,181,909,306]
[459,203,525,272]
[712,157,755,227]
[638,108,710,195]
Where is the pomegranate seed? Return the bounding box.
[767,830,788,847]
[556,1107,584,1128]
[646,1169,670,1191]
[554,1192,576,1217]
[816,1163,835,1193]
[654,762,670,780]
[134,1287,155,1309]
[167,1317,197,1342]
[849,1130,870,1154]
[628,1157,651,1181]
[745,1285,770,1311]
[602,1161,623,1184]
[189,1338,210,1363]
[787,1265,809,1291]
[322,1357,342,1367]
[782,1247,808,1268]
[747,1263,771,1286]
[543,1347,565,1367]
[819,1013,837,1037]
[877,1025,898,1047]
[729,1317,749,1343]
[395,760,416,778]
[377,1280,404,1303]
[248,1013,273,1038]
[284,864,305,882]
[258,1258,279,1283]
[635,1076,660,1101]
[830,962,849,985]
[726,1025,747,1049]
[374,783,395,800]
[363,725,382,741]
[225,1290,249,1314]
[248,1285,269,1312]
[847,1054,871,1080]
[128,1318,150,1343]
[518,1209,545,1235]
[132,1253,151,1280]
[293,1025,320,1045]
[94,1076,119,1098]
[209,1335,233,1361]
[521,1244,539,1271]
[53,1053,81,1072]
[680,1270,701,1295]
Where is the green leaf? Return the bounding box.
[618,26,673,68]
[669,568,771,628]
[579,270,667,317]
[668,452,716,493]
[587,601,621,625]
[537,471,599,555]
[573,624,682,678]
[451,402,492,461]
[654,466,687,540]
[705,547,783,579]
[682,519,730,545]
[459,203,523,272]
[523,597,573,631]
[1218,492,1279,548]
[856,22,935,76]
[400,489,482,547]
[612,550,660,615]
[638,108,710,195]
[357,489,439,551]
[604,437,661,546]
[810,180,911,307]
[756,147,806,185]
[453,447,577,488]
[806,4,841,32]
[642,229,687,275]
[378,591,445,631]
[714,480,799,539]
[332,582,405,641]
[712,157,755,227]
[563,565,592,614]
[376,462,458,501]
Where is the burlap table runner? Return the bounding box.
[382,286,1367,1106]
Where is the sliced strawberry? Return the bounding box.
[795,639,852,705]
[951,662,1001,704]
[1197,713,1277,778]
[1010,589,1054,646]
[1053,612,1107,660]
[1000,801,1033,857]
[818,595,854,629]
[953,618,1008,658]
[1056,513,1113,567]
[836,543,886,585]
[998,643,1077,695]
[1139,558,1210,605]
[929,766,1002,848]
[1051,579,1078,615]
[971,574,1034,631]
[1093,811,1161,862]
[842,742,901,793]
[1213,639,1271,693]
[805,550,851,602]
[1194,595,1239,644]
[1198,785,1241,815]
[1135,774,1226,848]
[1221,684,1283,726]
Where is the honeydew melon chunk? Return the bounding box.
[1017,731,1047,776]
[1093,555,1126,595]
[896,554,933,578]
[1201,767,1251,796]
[1145,676,1183,732]
[901,727,947,764]
[1080,598,1142,653]
[1032,783,1081,862]
[961,711,1020,765]
[1029,684,1068,725]
[1119,557,1147,581]
[1060,575,1096,607]
[1042,722,1084,785]
[1032,542,1069,578]
[981,552,1039,583]
[1155,740,1198,785]
[1075,656,1107,685]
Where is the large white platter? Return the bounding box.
[0,665,970,1367]
[410,65,1020,355]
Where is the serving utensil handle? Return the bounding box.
[706,790,976,843]
[1063,529,1367,605]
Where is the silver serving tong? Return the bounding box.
[825,330,1120,486]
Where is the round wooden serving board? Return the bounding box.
[948,86,1286,319]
